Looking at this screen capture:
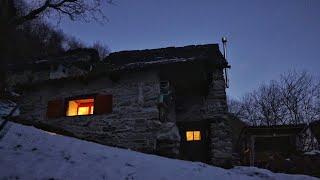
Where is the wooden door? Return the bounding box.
[178,121,210,163]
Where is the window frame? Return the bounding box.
[186,130,202,141]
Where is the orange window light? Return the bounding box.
[193,131,201,140]
[67,98,94,116]
[186,131,194,141]
[186,131,201,141]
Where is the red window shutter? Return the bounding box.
[94,94,113,114]
[47,99,65,118]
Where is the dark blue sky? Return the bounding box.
[57,0,320,99]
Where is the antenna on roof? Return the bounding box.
[222,37,227,59]
[221,37,229,88]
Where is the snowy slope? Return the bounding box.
[0,122,317,180]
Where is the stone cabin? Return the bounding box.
[8,44,234,167]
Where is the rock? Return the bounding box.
[156,122,181,157]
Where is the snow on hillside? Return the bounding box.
[0,122,317,180]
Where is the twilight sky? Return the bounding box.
[56,0,320,99]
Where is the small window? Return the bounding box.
[66,98,94,116]
[160,81,170,94]
[186,131,201,141]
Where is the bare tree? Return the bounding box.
[65,36,86,50]
[255,81,287,125]
[227,98,242,118]
[229,94,262,126]
[229,70,320,126]
[0,0,112,93]
[10,0,113,26]
[92,41,110,60]
[280,71,320,124]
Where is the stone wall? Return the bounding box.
[162,67,233,166]
[205,69,233,167]
[15,65,232,166]
[175,96,205,122]
[168,67,233,166]
[6,64,88,89]
[6,70,49,89]
[204,69,228,117]
[19,71,180,154]
[209,115,233,167]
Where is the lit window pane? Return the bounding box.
[67,101,78,116]
[186,131,194,141]
[78,107,89,115]
[90,106,94,114]
[193,131,201,141]
[66,98,94,116]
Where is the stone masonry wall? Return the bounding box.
[16,66,232,165]
[209,115,233,167]
[19,71,174,153]
[204,69,228,117]
[6,64,88,90]
[205,68,233,167]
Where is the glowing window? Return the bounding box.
[66,98,94,116]
[186,131,201,141]
[186,131,194,141]
[193,131,201,140]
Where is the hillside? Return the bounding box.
[0,121,316,180]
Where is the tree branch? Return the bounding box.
[10,0,110,26]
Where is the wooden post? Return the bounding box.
[250,136,255,166]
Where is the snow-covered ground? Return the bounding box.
[0,122,317,180]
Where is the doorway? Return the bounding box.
[177,121,210,163]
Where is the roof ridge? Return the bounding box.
[107,43,219,56]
